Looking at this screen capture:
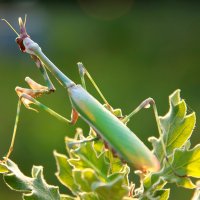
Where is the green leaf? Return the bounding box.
[54,151,79,194]
[150,89,196,161]
[63,133,130,199]
[68,141,110,179]
[4,160,33,191]
[73,169,99,192]
[3,159,62,200]
[172,145,200,178]
[160,144,200,189]
[104,150,126,175]
[93,175,129,200]
[144,89,198,197]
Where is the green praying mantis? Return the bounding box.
[0,16,168,173]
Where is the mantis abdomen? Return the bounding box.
[69,85,160,172]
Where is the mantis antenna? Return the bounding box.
[1,18,19,36]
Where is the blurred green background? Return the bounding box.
[0,0,200,199]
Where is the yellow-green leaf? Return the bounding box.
[150,89,196,161]
[54,151,79,194]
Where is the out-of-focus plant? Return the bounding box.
[1,90,200,200]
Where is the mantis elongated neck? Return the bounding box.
[23,37,75,88]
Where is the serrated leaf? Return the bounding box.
[73,169,100,192]
[104,150,124,174]
[107,165,130,188]
[160,144,200,189]
[68,141,110,180]
[71,162,129,199]
[93,175,129,200]
[54,151,79,194]
[3,160,33,191]
[143,172,167,191]
[172,145,200,178]
[3,159,61,200]
[92,139,104,157]
[150,89,196,161]
[64,133,130,199]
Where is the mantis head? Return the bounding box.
[15,16,30,52]
[2,15,30,52]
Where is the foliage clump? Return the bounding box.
[1,89,200,200]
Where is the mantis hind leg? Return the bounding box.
[125,97,186,177]
[77,63,127,119]
[124,98,167,156]
[123,98,167,158]
[77,62,112,111]
[122,98,155,124]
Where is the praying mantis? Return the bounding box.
[1,16,164,173]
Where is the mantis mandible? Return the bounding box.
[1,16,163,173]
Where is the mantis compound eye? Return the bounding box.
[15,37,26,52]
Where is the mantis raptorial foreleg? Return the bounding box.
[3,15,55,93]
[1,17,57,161]
[16,76,79,124]
[124,98,186,177]
[30,55,55,92]
[1,76,78,162]
[122,98,166,157]
[1,76,51,162]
